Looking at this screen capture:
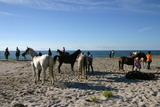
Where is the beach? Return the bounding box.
[0,57,160,107]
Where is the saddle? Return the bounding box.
[125,71,155,80]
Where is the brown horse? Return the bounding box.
[54,49,81,73]
[119,52,147,71]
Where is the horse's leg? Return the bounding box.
[119,60,121,70]
[31,62,37,84]
[37,70,41,82]
[49,59,54,85]
[122,63,124,71]
[58,62,63,73]
[42,67,47,85]
[71,63,74,72]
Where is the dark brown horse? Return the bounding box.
[119,52,147,71]
[54,49,81,73]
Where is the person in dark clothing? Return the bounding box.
[109,51,112,58]
[48,48,52,56]
[39,51,42,56]
[15,47,20,60]
[4,47,10,60]
[87,51,94,73]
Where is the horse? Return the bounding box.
[22,47,54,85]
[57,49,70,56]
[77,52,87,79]
[54,49,81,73]
[119,52,147,71]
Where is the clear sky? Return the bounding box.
[0,0,160,51]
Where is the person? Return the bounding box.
[48,48,52,56]
[4,47,10,60]
[134,57,141,71]
[15,47,20,60]
[39,51,42,56]
[87,51,94,73]
[108,51,112,58]
[146,51,152,69]
[111,50,115,58]
[62,47,65,52]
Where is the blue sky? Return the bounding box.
[0,0,160,51]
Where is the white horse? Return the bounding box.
[77,52,87,79]
[132,52,139,55]
[22,47,54,85]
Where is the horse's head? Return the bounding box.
[22,47,30,57]
[77,49,81,54]
[136,52,147,62]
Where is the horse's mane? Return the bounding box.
[71,49,81,55]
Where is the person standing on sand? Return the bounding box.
[4,47,10,60]
[134,57,141,71]
[108,51,112,58]
[146,51,152,69]
[15,47,20,60]
[111,50,115,58]
[48,48,52,56]
[87,51,94,73]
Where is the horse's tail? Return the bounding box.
[53,55,59,64]
[119,58,122,70]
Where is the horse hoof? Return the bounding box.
[41,82,45,85]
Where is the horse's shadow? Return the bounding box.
[87,71,142,83]
[63,82,117,91]
[87,71,126,76]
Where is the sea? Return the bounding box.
[0,50,160,60]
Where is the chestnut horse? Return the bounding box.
[54,49,81,73]
[119,52,147,71]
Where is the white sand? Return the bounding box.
[0,57,160,107]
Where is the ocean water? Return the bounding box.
[0,50,160,60]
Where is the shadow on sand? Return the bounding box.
[64,82,117,91]
[87,71,143,83]
[87,71,126,76]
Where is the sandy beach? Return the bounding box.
[0,56,160,107]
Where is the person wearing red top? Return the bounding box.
[146,51,152,69]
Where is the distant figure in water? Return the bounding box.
[15,47,20,60]
[4,47,10,60]
[48,48,52,56]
